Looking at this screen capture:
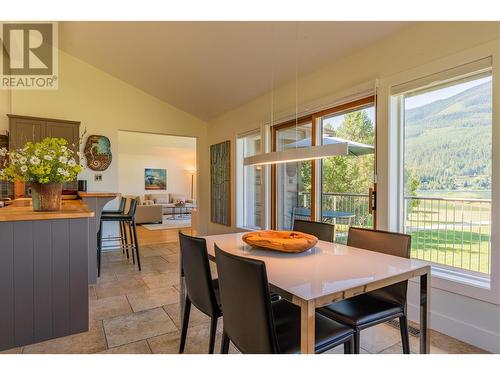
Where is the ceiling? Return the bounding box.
[59,22,411,121]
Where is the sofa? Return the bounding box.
[144,193,196,216]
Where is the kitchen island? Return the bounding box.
[0,199,94,351]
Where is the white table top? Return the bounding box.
[203,232,428,302]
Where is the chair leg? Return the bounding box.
[208,316,218,354]
[399,316,411,354]
[132,220,141,271]
[128,221,135,264]
[179,297,191,353]
[353,330,361,354]
[343,337,354,354]
[122,221,130,259]
[220,330,230,354]
[119,222,125,254]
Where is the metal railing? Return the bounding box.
[296,192,491,274]
[404,196,491,275]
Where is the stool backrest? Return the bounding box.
[347,227,411,305]
[215,245,278,354]
[127,198,138,217]
[179,233,221,318]
[293,219,335,242]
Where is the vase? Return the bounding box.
[31,182,63,212]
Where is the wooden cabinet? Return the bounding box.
[7,115,81,196]
[8,114,80,150]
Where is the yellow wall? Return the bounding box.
[0,49,209,232]
[202,21,500,235]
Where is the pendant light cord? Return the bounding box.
[295,22,299,148]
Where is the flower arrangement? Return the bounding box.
[0,137,84,184]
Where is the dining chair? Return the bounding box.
[293,219,335,242]
[215,245,354,354]
[318,227,412,354]
[178,232,222,354]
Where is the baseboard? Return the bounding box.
[407,302,500,353]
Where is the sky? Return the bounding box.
[323,106,375,131]
[404,76,491,110]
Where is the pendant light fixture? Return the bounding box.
[244,22,348,167]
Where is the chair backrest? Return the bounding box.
[127,198,138,217]
[215,245,279,354]
[117,197,127,214]
[347,227,411,306]
[293,219,335,242]
[178,232,221,318]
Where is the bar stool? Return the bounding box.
[97,198,141,277]
[101,197,129,255]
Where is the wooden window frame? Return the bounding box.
[270,95,376,229]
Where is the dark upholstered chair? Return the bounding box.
[318,227,412,354]
[178,232,222,354]
[215,245,354,354]
[293,219,335,242]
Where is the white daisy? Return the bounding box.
[58,156,68,164]
[20,165,28,173]
[43,155,53,161]
[30,156,40,165]
[68,159,76,167]
[19,156,27,164]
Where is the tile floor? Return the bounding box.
[0,229,489,354]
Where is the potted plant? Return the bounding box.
[0,138,84,211]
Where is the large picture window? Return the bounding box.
[395,70,492,274]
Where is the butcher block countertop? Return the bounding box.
[0,198,94,222]
[78,191,119,198]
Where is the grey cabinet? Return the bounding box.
[8,114,80,150]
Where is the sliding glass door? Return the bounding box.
[271,97,376,234]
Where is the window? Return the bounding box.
[319,100,376,242]
[274,120,313,230]
[395,70,492,275]
[236,131,263,229]
[270,96,376,231]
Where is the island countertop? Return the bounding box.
[0,199,94,222]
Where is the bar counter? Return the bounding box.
[0,198,93,351]
[0,198,94,222]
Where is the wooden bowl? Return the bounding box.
[242,230,318,253]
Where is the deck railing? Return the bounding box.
[297,192,491,274]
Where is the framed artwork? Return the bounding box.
[145,168,167,190]
[210,140,230,226]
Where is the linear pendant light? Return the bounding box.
[244,23,349,167]
[244,142,348,166]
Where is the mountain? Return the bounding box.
[404,81,492,191]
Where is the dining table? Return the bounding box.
[179,232,431,354]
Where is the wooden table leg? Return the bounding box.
[300,299,315,354]
[420,271,431,354]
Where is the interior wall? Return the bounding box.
[202,21,500,352]
[117,132,196,198]
[0,49,208,233]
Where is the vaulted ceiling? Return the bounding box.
[59,22,411,121]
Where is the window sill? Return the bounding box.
[409,263,499,305]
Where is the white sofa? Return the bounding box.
[143,193,196,216]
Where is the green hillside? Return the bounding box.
[405,81,492,193]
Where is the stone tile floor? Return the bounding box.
[0,239,488,354]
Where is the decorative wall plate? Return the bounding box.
[84,135,112,171]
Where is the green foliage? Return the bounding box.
[405,81,492,192]
[322,110,374,193]
[0,138,83,184]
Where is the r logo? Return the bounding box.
[1,23,53,75]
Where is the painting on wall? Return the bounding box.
[210,140,230,226]
[84,135,112,171]
[145,168,167,190]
